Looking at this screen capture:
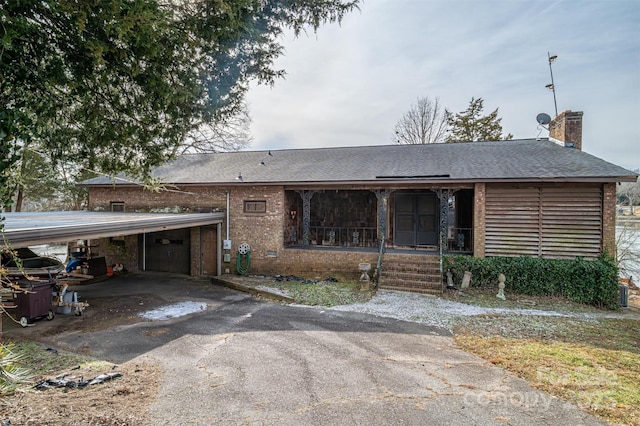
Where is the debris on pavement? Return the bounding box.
[35,372,123,390]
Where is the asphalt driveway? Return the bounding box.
[5,273,605,425]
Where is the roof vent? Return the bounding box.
[564,142,576,148]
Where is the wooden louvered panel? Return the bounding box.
[485,186,541,257]
[542,247,601,259]
[541,185,602,260]
[484,184,603,260]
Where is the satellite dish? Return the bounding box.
[536,113,552,125]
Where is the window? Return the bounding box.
[244,200,266,213]
[110,202,125,212]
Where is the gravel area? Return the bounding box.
[326,289,640,332]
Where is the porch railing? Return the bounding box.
[308,226,378,247]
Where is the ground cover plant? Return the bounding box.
[444,254,620,309]
[0,340,160,425]
[242,275,373,306]
[450,289,640,425]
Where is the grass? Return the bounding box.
[238,276,373,306]
[456,335,640,425]
[0,340,103,395]
[451,290,640,425]
[8,341,92,376]
[444,287,606,314]
[454,310,640,426]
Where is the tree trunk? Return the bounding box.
[15,186,23,212]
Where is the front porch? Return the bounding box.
[282,188,475,293]
[284,188,474,254]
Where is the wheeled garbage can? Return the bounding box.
[14,279,55,327]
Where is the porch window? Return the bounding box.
[284,190,377,247]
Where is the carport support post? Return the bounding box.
[217,222,222,276]
[297,190,316,245]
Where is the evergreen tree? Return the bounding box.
[0,0,359,205]
[445,97,513,142]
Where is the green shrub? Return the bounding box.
[443,254,619,309]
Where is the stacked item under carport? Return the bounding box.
[10,278,56,327]
[52,283,88,317]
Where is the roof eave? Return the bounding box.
[81,175,637,188]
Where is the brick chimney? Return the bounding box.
[549,110,583,150]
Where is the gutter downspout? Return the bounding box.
[226,190,230,240]
[217,222,222,277]
[142,233,146,271]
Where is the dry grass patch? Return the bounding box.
[0,341,161,425]
[456,335,640,425]
[230,275,373,306]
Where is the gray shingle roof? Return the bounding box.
[81,139,637,186]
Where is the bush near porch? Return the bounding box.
[444,255,619,309]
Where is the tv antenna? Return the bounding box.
[545,52,558,117]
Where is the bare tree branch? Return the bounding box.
[393,96,448,145]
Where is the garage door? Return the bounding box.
[144,229,191,274]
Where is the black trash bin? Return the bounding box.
[14,279,55,327]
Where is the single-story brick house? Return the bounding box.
[81,111,638,293]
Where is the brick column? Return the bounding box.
[473,183,486,258]
[602,182,617,258]
[190,227,201,276]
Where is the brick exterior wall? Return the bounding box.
[473,183,486,258]
[88,179,614,277]
[602,182,617,257]
[262,249,378,280]
[93,235,139,274]
[88,185,377,278]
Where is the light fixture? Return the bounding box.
[290,210,297,220]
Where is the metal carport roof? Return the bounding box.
[1,211,225,247]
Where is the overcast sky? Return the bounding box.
[246,0,639,171]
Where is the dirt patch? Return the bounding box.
[0,361,162,425]
[627,283,640,309]
[7,293,171,339]
[1,292,174,425]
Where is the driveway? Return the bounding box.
[5,273,604,425]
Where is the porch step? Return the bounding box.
[379,254,443,294]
